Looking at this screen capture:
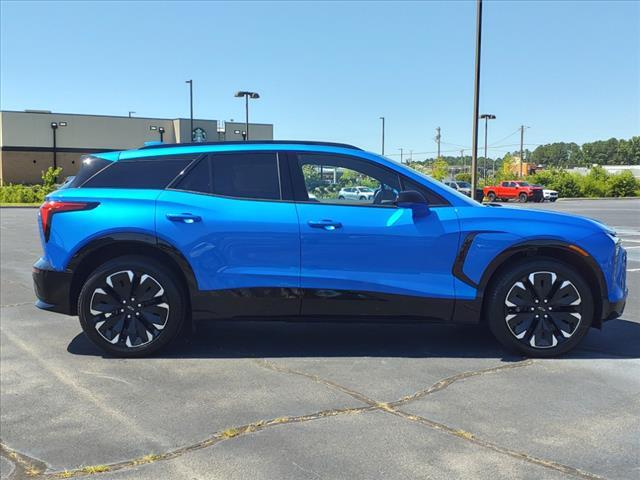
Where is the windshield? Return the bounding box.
[457,182,471,188]
[358,187,373,192]
[518,181,530,186]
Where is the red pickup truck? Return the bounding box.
[483,181,543,203]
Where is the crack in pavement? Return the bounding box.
[0,302,32,308]
[1,407,374,479]
[0,357,605,480]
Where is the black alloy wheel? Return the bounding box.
[486,259,593,357]
[78,256,184,357]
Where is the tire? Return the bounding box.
[487,192,496,202]
[550,198,557,202]
[338,195,345,200]
[359,196,366,200]
[78,255,185,357]
[485,258,593,357]
[518,192,528,203]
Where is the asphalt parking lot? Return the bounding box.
[1,199,638,480]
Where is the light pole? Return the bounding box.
[470,0,483,198]
[158,127,165,142]
[50,121,67,176]
[379,116,385,155]
[185,80,193,141]
[480,113,495,179]
[234,91,260,140]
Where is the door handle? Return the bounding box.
[308,220,342,231]
[166,213,202,224]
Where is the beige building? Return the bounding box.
[0,110,274,184]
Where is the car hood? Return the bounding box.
[471,204,616,237]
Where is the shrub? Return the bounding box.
[455,172,471,183]
[0,167,62,204]
[607,170,639,197]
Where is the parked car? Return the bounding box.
[444,180,472,197]
[338,186,374,201]
[33,141,627,358]
[483,181,543,203]
[532,184,559,202]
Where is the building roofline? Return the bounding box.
[0,110,272,126]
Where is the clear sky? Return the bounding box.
[1,0,638,159]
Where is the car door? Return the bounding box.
[155,151,301,318]
[289,151,460,320]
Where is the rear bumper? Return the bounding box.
[33,257,74,315]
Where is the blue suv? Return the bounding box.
[33,141,627,357]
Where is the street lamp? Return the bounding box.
[50,121,68,175]
[158,127,165,142]
[185,80,193,141]
[234,91,260,140]
[379,116,385,155]
[470,0,483,198]
[480,113,496,179]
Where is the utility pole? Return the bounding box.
[471,0,483,199]
[379,116,385,155]
[399,148,404,164]
[461,149,465,173]
[409,149,413,163]
[520,125,525,177]
[435,127,441,158]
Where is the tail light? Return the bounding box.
[39,200,98,241]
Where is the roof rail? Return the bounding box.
[139,140,362,150]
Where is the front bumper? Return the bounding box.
[33,257,74,315]
[602,244,627,322]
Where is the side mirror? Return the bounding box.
[396,190,429,217]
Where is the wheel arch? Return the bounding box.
[66,233,198,318]
[478,242,607,328]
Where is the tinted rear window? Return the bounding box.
[174,152,281,200]
[64,156,112,188]
[81,155,198,189]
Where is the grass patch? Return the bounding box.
[132,453,162,465]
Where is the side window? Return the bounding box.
[81,155,198,189]
[400,177,448,206]
[296,153,401,206]
[174,152,281,200]
[501,181,510,187]
[509,182,517,187]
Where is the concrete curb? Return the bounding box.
[0,205,39,208]
[557,197,639,201]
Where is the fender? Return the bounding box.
[451,234,609,325]
[67,232,200,298]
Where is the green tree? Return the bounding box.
[455,172,471,183]
[431,157,448,181]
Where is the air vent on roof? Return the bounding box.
[24,109,52,113]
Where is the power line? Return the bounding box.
[488,127,521,147]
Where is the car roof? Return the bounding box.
[94,140,364,162]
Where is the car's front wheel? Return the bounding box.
[78,255,185,357]
[485,258,593,357]
[487,192,496,202]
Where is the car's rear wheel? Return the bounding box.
[78,255,185,357]
[338,195,345,200]
[485,258,593,357]
[359,196,366,200]
[518,192,528,203]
